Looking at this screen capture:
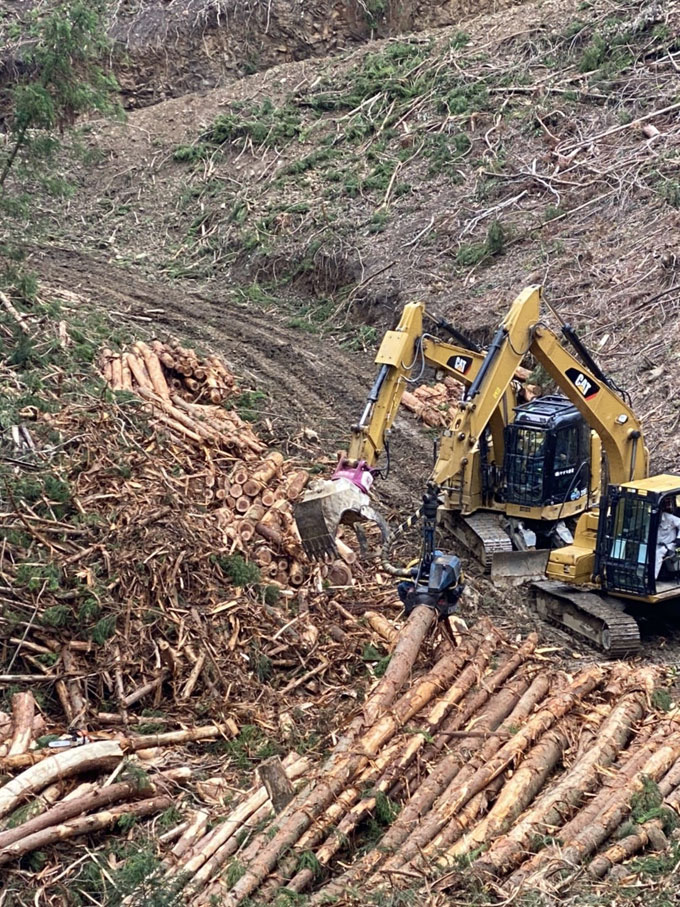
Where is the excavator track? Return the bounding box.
[533,581,641,657]
[446,512,512,571]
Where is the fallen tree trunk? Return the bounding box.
[434,722,574,867]
[0,795,173,863]
[284,630,500,893]
[364,671,557,887]
[586,774,680,879]
[389,635,538,801]
[0,740,124,821]
[474,677,651,878]
[0,767,190,857]
[168,756,311,881]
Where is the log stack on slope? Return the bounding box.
[98,339,357,590]
[401,369,540,427]
[106,611,680,907]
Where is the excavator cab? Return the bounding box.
[597,478,680,601]
[503,396,591,514]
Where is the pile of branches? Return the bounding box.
[143,608,680,905]
[1,332,397,734]
[0,689,234,867]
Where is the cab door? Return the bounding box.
[598,489,653,596]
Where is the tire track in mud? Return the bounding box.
[31,246,368,428]
[29,246,433,509]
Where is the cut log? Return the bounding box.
[285,470,309,501]
[338,671,547,893]
[507,719,680,889]
[232,466,249,485]
[261,489,277,508]
[121,353,133,390]
[365,611,398,645]
[171,756,311,883]
[255,522,283,547]
[136,341,171,400]
[587,774,680,879]
[251,452,285,487]
[435,723,574,867]
[126,352,154,391]
[0,770,187,853]
[285,628,499,894]
[171,810,210,861]
[289,561,305,586]
[0,740,124,821]
[124,724,234,751]
[326,561,353,586]
[7,693,36,757]
[0,796,173,864]
[245,502,266,523]
[335,538,357,565]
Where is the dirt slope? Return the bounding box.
[28,244,434,515]
[15,0,680,476]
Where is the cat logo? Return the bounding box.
[566,367,599,400]
[447,354,473,375]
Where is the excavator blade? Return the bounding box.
[490,549,550,584]
[294,478,387,561]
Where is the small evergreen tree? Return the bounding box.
[0,0,120,192]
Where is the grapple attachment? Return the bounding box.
[294,477,388,560]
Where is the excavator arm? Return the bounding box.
[431,286,542,491]
[295,301,503,558]
[530,327,648,485]
[344,303,491,468]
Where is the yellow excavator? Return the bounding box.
[295,285,680,655]
[296,294,602,570]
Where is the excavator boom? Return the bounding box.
[294,302,497,559]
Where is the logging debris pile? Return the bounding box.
[2,611,679,904]
[401,368,540,428]
[1,326,403,737]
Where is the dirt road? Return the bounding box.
[29,244,434,513]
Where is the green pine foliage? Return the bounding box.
[1,0,120,192]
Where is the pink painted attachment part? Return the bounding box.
[332,459,375,493]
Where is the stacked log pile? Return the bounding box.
[401,368,540,427]
[98,339,357,590]
[100,340,266,455]
[137,610,680,906]
[401,376,464,427]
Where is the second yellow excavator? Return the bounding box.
[296,285,680,655]
[296,293,602,571]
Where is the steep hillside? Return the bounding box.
[3,0,680,904]
[6,0,680,474]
